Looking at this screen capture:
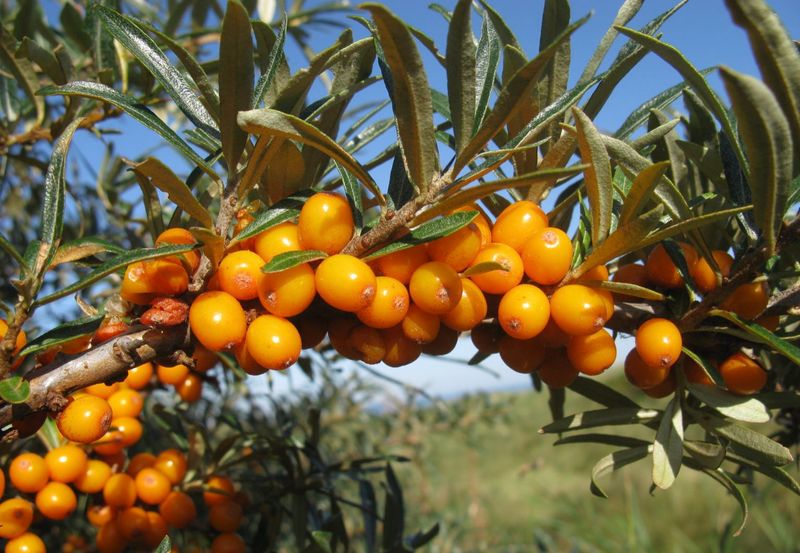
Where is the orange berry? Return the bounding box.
[0,498,33,539]
[682,358,714,386]
[453,204,492,245]
[253,221,301,262]
[315,254,377,312]
[218,250,266,301]
[112,416,143,448]
[643,371,677,398]
[0,468,4,498]
[468,242,524,295]
[177,372,204,402]
[126,452,157,477]
[579,265,610,281]
[74,459,112,494]
[204,475,235,507]
[645,242,697,289]
[441,278,487,332]
[327,317,360,360]
[357,276,410,329]
[690,250,733,294]
[498,335,545,373]
[145,259,190,296]
[719,352,767,395]
[427,222,482,271]
[421,326,459,356]
[624,349,671,389]
[117,506,151,542]
[470,322,502,354]
[491,201,548,253]
[348,324,386,364]
[0,320,27,368]
[92,429,125,457]
[549,284,608,336]
[157,363,190,386]
[757,315,780,332]
[189,291,247,351]
[159,490,196,529]
[9,453,49,494]
[209,500,243,533]
[538,318,570,349]
[87,504,117,527]
[566,329,617,376]
[142,511,169,548]
[103,473,137,509]
[401,304,441,344]
[153,449,187,486]
[245,315,301,370]
[374,245,430,284]
[96,520,125,553]
[381,325,422,367]
[192,344,218,372]
[521,227,573,285]
[298,192,354,255]
[537,349,579,389]
[212,533,247,553]
[498,284,550,340]
[233,209,256,252]
[258,262,316,318]
[612,263,648,287]
[84,381,120,399]
[408,261,462,315]
[5,532,45,553]
[155,227,201,273]
[125,362,154,389]
[134,467,172,506]
[721,280,769,320]
[108,388,144,418]
[635,318,682,370]
[234,340,267,375]
[35,481,77,520]
[57,394,112,444]
[45,444,88,484]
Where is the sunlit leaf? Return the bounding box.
[652,397,683,489]
[18,314,104,358]
[590,445,652,498]
[446,0,476,155]
[540,407,660,434]
[363,211,478,261]
[573,107,613,245]
[261,250,327,273]
[0,376,30,404]
[688,383,770,423]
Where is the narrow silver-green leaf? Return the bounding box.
[569,376,642,409]
[582,280,665,301]
[687,383,770,424]
[619,161,671,225]
[262,250,327,273]
[0,233,29,273]
[652,397,683,489]
[578,0,643,85]
[695,467,748,536]
[50,237,125,268]
[590,446,651,498]
[446,0,476,154]
[573,107,612,245]
[684,440,725,469]
[0,376,30,404]
[154,536,171,553]
[461,261,507,278]
[363,3,438,192]
[363,211,477,261]
[219,0,254,171]
[253,16,287,108]
[555,434,650,449]
[540,407,660,434]
[18,314,104,358]
[0,30,45,125]
[720,67,793,255]
[710,308,800,365]
[695,410,793,466]
[474,16,500,131]
[230,194,307,245]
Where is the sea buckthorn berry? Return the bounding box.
[74,459,112,494]
[56,394,112,444]
[153,449,187,486]
[0,468,4,498]
[210,500,244,533]
[598,288,615,322]
[35,481,76,520]
[125,362,153,389]
[145,259,190,296]
[9,453,48,494]
[316,254,377,312]
[246,315,301,370]
[421,326,459,356]
[348,325,386,365]
[155,227,201,273]
[566,329,617,376]
[757,315,780,332]
[192,344,218,372]
[233,209,256,252]
[189,291,247,351]
[374,245,430,284]
[491,200,548,253]
[498,284,550,340]
[204,475,235,506]
[409,261,463,315]
[117,506,151,542]
[87,504,116,527]
[635,318,682,370]
[498,335,545,374]
[298,192,354,255]
[127,453,157,477]
[471,322,502,354]
[45,444,88,484]
[468,243,524,295]
[254,221,301,262]
[177,373,204,402]
[719,352,767,395]
[85,381,120,399]
[142,511,169,548]
[549,284,608,336]
[521,227,573,285]
[645,242,697,289]
[0,498,33,539]
[159,490,197,529]
[579,265,609,281]
[690,250,734,294]
[538,318,570,349]
[157,363,190,386]
[454,204,492,245]
[103,473,137,509]
[295,317,328,350]
[108,388,143,419]
[357,276,410,329]
[120,261,155,305]
[382,325,422,367]
[112,416,143,448]
[643,371,678,398]
[721,280,769,320]
[427,222,482,271]
[682,358,714,386]
[234,340,267,375]
[5,532,45,553]
[612,263,648,290]
[442,278,487,332]
[0,320,27,369]
[624,349,671,389]
[212,533,247,553]
[258,263,316,318]
[96,520,125,553]
[92,429,125,457]
[218,250,266,301]
[401,304,441,344]
[537,349,579,389]
[327,317,361,359]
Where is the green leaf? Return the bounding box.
[474,16,500,131]
[363,3,438,192]
[578,0,644,85]
[252,17,287,107]
[50,237,125,268]
[446,0,476,155]
[39,82,219,179]
[568,376,641,409]
[681,347,724,386]
[311,531,333,553]
[694,410,793,466]
[688,383,770,423]
[590,446,652,498]
[461,261,507,278]
[219,0,254,171]
[230,194,307,245]
[0,233,29,274]
[238,109,383,204]
[694,466,748,536]
[554,434,650,449]
[0,30,45,125]
[18,314,104,358]
[19,37,66,85]
[684,440,726,469]
[652,397,683,489]
[720,67,793,255]
[363,211,477,261]
[573,107,613,246]
[32,244,199,308]
[619,161,671,225]
[582,280,665,301]
[540,407,660,434]
[337,163,364,232]
[0,376,30,404]
[261,250,327,273]
[382,463,405,550]
[127,158,213,229]
[710,309,800,365]
[154,535,172,553]
[93,4,217,134]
